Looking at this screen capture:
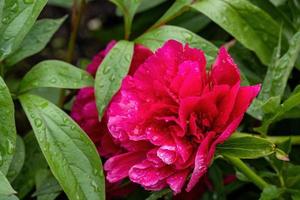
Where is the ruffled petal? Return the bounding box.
[167,170,189,194]
[105,152,146,182]
[212,47,240,86]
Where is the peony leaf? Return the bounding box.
[0,0,47,61]
[135,25,218,66]
[0,76,16,175]
[20,94,105,200]
[146,188,172,200]
[255,86,300,134]
[148,0,193,30]
[217,135,276,159]
[137,0,167,13]
[191,0,280,65]
[110,0,142,39]
[5,16,66,67]
[259,185,281,200]
[33,169,62,200]
[12,132,48,199]
[259,31,300,101]
[7,135,25,182]
[18,60,94,93]
[95,40,134,119]
[0,170,16,195]
[0,195,19,200]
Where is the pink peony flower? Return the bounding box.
[104,40,260,194]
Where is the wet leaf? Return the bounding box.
[0,0,47,61]
[12,132,48,199]
[217,135,276,159]
[18,60,94,93]
[7,135,25,182]
[20,94,105,200]
[191,0,280,65]
[0,76,16,175]
[5,16,66,67]
[136,25,218,65]
[0,170,16,195]
[95,40,134,119]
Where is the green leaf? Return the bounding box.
[12,132,48,199]
[149,0,192,30]
[256,86,300,134]
[146,188,172,200]
[135,25,218,65]
[259,31,300,101]
[217,135,276,159]
[248,0,296,36]
[137,0,167,13]
[7,135,25,182]
[34,169,61,200]
[20,94,105,200]
[95,40,134,119]
[259,185,281,200]
[262,96,281,114]
[191,0,280,65]
[110,0,142,39]
[0,195,19,200]
[0,0,47,61]
[0,170,16,195]
[208,164,225,200]
[5,16,66,67]
[18,60,94,93]
[0,76,16,175]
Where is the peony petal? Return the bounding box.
[229,84,261,120]
[186,131,216,192]
[213,82,240,130]
[129,44,153,75]
[105,152,146,183]
[87,40,117,76]
[211,47,240,86]
[129,160,174,187]
[157,145,177,165]
[167,170,189,194]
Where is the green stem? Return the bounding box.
[267,135,300,145]
[236,132,300,145]
[224,155,269,190]
[58,0,86,108]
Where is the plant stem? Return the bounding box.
[236,132,300,145]
[58,0,86,108]
[267,135,300,144]
[224,155,269,190]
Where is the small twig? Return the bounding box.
[58,0,86,108]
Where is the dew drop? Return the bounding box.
[109,74,115,81]
[91,180,99,191]
[34,118,43,127]
[50,77,57,84]
[2,17,10,24]
[102,66,110,74]
[10,3,18,12]
[7,140,15,154]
